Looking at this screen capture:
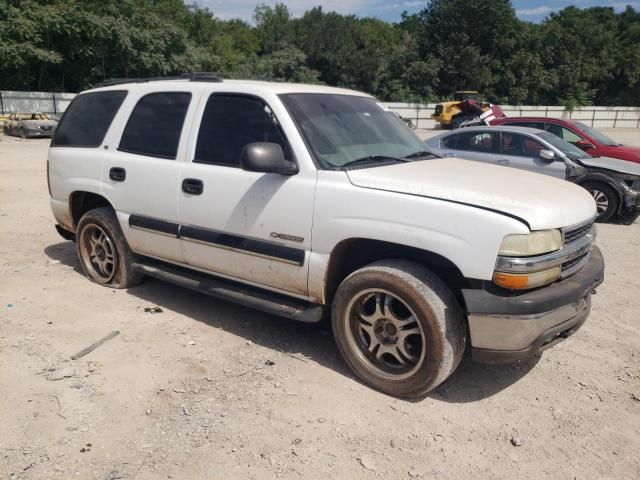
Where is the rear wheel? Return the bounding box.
[76,207,143,289]
[582,181,618,222]
[331,260,465,398]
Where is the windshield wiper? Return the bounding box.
[404,150,435,159]
[341,155,410,169]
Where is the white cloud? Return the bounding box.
[515,6,554,16]
[192,0,369,21]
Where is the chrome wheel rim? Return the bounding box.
[343,289,426,381]
[79,224,117,283]
[591,190,609,214]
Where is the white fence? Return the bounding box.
[0,91,76,116]
[1,91,639,129]
[384,102,640,129]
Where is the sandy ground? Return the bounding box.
[0,129,639,480]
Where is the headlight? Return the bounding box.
[498,230,562,257]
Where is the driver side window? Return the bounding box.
[194,94,290,167]
[545,123,582,144]
[500,133,545,157]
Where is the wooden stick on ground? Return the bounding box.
[71,330,120,360]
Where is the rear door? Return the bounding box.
[440,131,498,164]
[496,132,566,179]
[177,92,315,296]
[101,90,196,263]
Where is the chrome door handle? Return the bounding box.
[497,159,510,165]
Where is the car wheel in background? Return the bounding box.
[331,260,466,398]
[76,207,144,289]
[582,182,619,222]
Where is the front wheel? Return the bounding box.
[331,260,466,398]
[582,181,619,222]
[76,207,143,289]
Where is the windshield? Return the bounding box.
[280,93,428,169]
[536,132,591,161]
[574,121,618,146]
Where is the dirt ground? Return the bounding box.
[1,129,639,480]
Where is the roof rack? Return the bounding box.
[96,72,223,87]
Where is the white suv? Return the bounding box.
[48,76,604,397]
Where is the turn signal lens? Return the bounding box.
[498,230,562,257]
[493,267,562,290]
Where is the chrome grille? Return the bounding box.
[563,220,594,246]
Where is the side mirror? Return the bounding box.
[240,143,298,175]
[575,139,595,150]
[539,149,556,161]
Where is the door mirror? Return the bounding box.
[240,143,298,175]
[575,139,595,150]
[539,149,556,161]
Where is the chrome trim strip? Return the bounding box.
[496,228,594,273]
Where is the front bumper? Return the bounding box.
[463,247,604,364]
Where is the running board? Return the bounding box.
[131,259,323,323]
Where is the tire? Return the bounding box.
[76,207,144,289]
[20,129,27,139]
[331,260,466,398]
[451,114,473,129]
[581,181,619,222]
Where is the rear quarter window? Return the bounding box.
[52,91,127,147]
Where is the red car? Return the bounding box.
[492,117,640,165]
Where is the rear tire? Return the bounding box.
[582,181,618,222]
[76,207,143,289]
[451,114,473,129]
[331,260,466,398]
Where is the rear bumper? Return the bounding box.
[463,247,604,364]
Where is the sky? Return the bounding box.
[190,0,639,23]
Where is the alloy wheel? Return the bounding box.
[591,190,609,214]
[344,289,426,381]
[79,224,118,283]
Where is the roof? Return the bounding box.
[84,78,372,99]
[495,116,578,124]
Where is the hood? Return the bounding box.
[599,145,640,163]
[346,158,596,231]
[577,156,640,177]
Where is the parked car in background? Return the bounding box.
[426,126,640,223]
[48,77,604,398]
[492,117,640,165]
[3,112,57,138]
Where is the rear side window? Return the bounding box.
[194,94,290,167]
[52,91,127,147]
[455,132,497,153]
[509,121,545,130]
[119,92,191,160]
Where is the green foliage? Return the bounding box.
[0,0,638,106]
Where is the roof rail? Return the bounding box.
[96,73,223,87]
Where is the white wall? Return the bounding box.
[2,91,639,129]
[382,102,640,129]
[0,91,76,116]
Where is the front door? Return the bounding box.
[178,93,315,296]
[497,132,567,179]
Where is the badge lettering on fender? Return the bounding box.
[271,232,304,243]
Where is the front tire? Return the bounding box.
[582,181,618,222]
[76,207,143,289]
[331,260,466,398]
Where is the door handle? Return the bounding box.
[109,167,126,182]
[497,159,510,165]
[182,178,204,195]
